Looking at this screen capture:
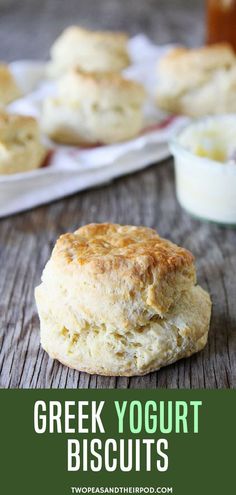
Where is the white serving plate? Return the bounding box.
[0,35,185,217]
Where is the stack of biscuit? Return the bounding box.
[35,223,212,376]
[0,26,146,174]
[1,29,236,172]
[43,26,146,145]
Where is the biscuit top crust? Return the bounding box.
[159,43,236,75]
[58,69,146,105]
[51,26,129,53]
[0,111,39,145]
[49,25,130,75]
[55,25,129,44]
[53,223,194,276]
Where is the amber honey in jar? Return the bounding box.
[206,0,236,50]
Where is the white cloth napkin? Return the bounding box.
[0,35,187,217]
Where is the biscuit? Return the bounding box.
[156,43,236,117]
[41,69,146,144]
[0,111,47,174]
[0,63,20,105]
[35,223,211,376]
[48,26,130,77]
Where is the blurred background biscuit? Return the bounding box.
[0,111,47,174]
[41,69,146,144]
[47,26,130,77]
[0,63,20,105]
[156,43,236,116]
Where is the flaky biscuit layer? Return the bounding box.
[36,285,211,376]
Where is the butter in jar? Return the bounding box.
[170,115,236,225]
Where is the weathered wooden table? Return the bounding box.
[0,0,235,389]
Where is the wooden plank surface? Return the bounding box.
[0,0,236,389]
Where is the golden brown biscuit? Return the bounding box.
[48,26,130,76]
[35,224,211,376]
[156,43,236,116]
[0,63,20,105]
[0,111,47,174]
[41,69,146,145]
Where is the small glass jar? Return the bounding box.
[206,0,236,50]
[170,115,236,226]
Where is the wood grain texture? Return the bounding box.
[0,0,235,389]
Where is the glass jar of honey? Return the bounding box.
[206,0,236,50]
